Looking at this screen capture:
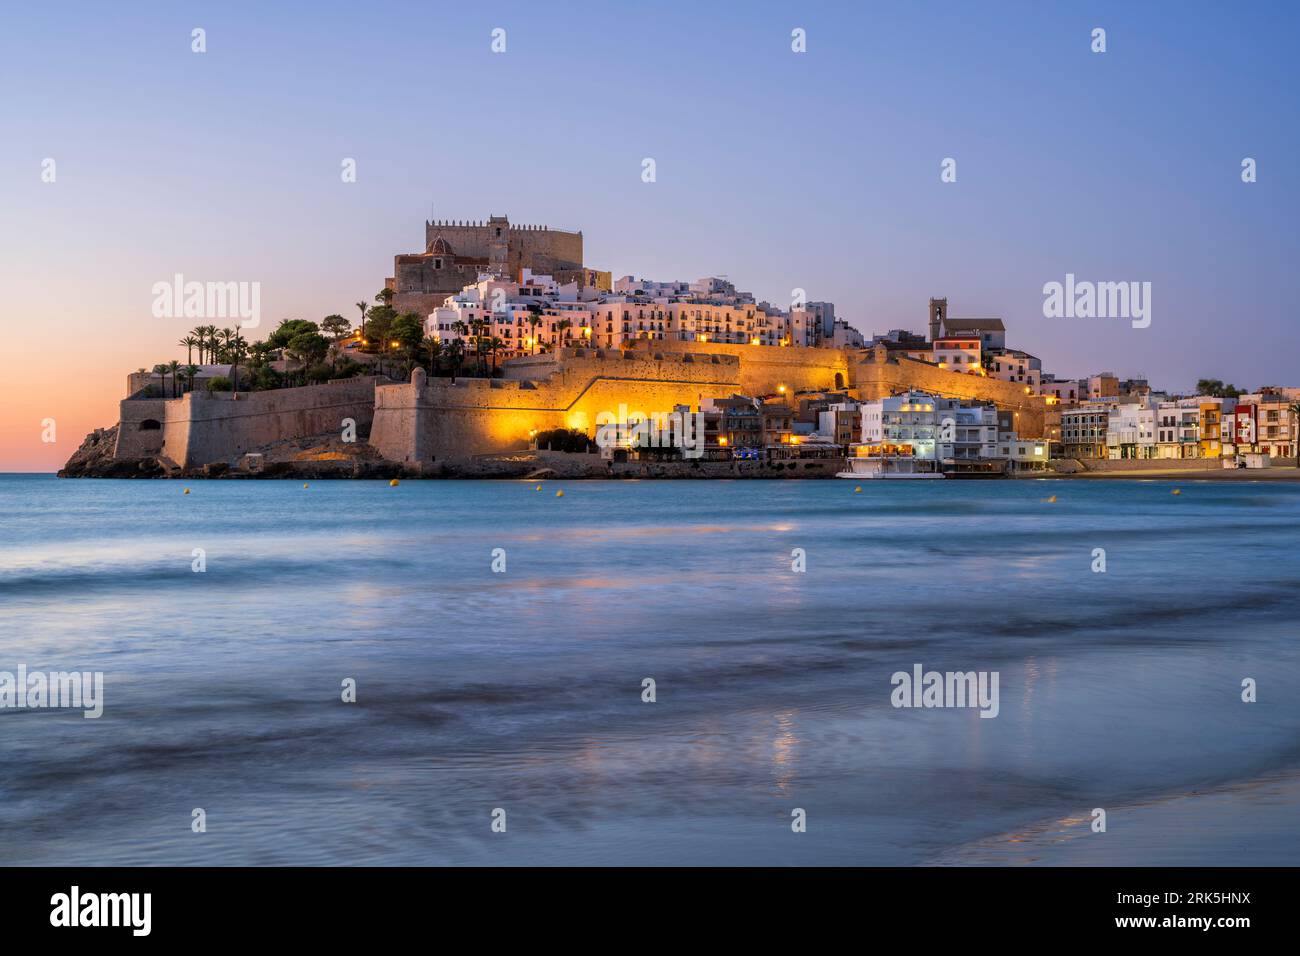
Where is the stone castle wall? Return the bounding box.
[114,398,169,459]
[394,218,584,317]
[370,349,741,464]
[422,219,583,274]
[505,225,583,273]
[106,344,1045,471]
[612,341,1045,435]
[622,340,851,396]
[150,378,380,469]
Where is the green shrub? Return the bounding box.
[535,428,596,453]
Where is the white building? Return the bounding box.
[932,335,983,374]
[1155,399,1202,459]
[858,391,1000,461]
[988,349,1041,389]
[1106,402,1157,459]
[426,273,837,355]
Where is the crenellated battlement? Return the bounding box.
[422,218,581,236]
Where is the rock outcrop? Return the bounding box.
[58,426,165,478]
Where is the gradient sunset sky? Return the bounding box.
[2,0,1297,471]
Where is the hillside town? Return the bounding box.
[418,266,1299,473]
[87,213,1299,480]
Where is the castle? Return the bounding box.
[390,215,591,317]
[66,211,1053,477]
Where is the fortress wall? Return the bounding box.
[371,351,741,464]
[850,354,1047,437]
[114,398,170,459]
[633,340,850,396]
[509,227,583,272]
[392,291,452,318]
[159,378,381,468]
[421,220,583,273]
[423,221,498,257]
[110,345,1047,472]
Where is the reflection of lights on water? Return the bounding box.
[772,710,799,793]
[1020,657,1039,760]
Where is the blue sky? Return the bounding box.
[1,0,1297,467]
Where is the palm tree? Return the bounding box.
[446,339,465,384]
[152,363,169,398]
[1291,402,1300,467]
[421,335,442,376]
[167,360,182,398]
[184,364,199,394]
[355,301,368,343]
[470,318,486,373]
[227,332,247,396]
[487,336,504,376]
[248,340,274,368]
[556,319,572,347]
[212,327,233,367]
[179,335,197,365]
[527,314,542,354]
[200,324,219,364]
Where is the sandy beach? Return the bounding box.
[1040,465,1300,482]
[936,770,1300,866]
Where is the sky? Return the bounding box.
[1,0,1297,471]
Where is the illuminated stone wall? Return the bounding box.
[370,349,742,464]
[112,341,1045,470]
[617,339,850,396]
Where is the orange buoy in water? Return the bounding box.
[183,488,191,495]
[390,478,400,487]
[1172,488,1181,495]
[555,489,564,497]
[854,486,862,493]
[1047,495,1057,503]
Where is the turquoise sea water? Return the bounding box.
[1,474,1299,865]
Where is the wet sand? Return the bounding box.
[1041,468,1300,482]
[935,770,1300,866]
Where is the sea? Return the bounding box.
[1,474,1298,866]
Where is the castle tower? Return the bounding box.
[928,297,948,342]
[487,215,509,276]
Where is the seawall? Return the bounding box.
[154,378,380,469]
[96,343,1047,474]
[371,348,742,466]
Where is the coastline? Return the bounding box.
[934,769,1300,866]
[56,421,1300,481]
[1035,467,1300,482]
